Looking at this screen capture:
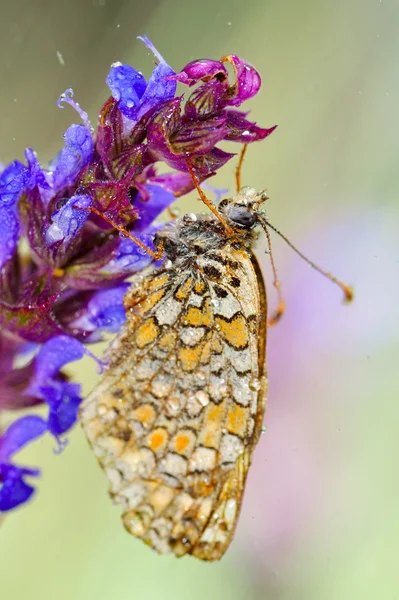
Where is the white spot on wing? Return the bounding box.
[155,297,183,325]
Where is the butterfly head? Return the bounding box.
[217,187,268,231]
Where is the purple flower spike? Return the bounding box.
[51,124,94,191]
[0,415,47,512]
[45,194,92,248]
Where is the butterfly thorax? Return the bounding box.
[154,186,267,264]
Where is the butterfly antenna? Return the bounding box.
[259,216,354,307]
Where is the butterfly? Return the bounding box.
[79,150,352,560]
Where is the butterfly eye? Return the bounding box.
[228,206,257,229]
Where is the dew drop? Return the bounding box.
[181,537,190,547]
[183,213,197,223]
[249,378,261,391]
[196,390,209,406]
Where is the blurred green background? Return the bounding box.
[1,0,398,598]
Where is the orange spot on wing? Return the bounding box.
[179,344,204,371]
[184,299,212,327]
[175,277,193,300]
[227,403,248,437]
[200,339,212,364]
[148,428,168,452]
[194,280,206,295]
[200,402,226,448]
[175,434,190,453]
[215,314,248,349]
[133,404,156,427]
[140,289,166,314]
[189,480,216,498]
[135,317,159,348]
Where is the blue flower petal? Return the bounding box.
[0,416,47,461]
[24,336,101,437]
[134,184,175,232]
[136,36,176,121]
[202,182,229,204]
[0,205,20,269]
[57,88,93,132]
[28,335,87,386]
[40,381,82,437]
[87,285,129,333]
[24,149,50,191]
[0,463,40,512]
[0,160,28,268]
[105,227,161,275]
[0,161,27,206]
[136,62,176,121]
[52,124,94,191]
[107,38,176,121]
[45,193,92,247]
[106,63,147,119]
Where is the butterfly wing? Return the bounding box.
[80,246,267,560]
